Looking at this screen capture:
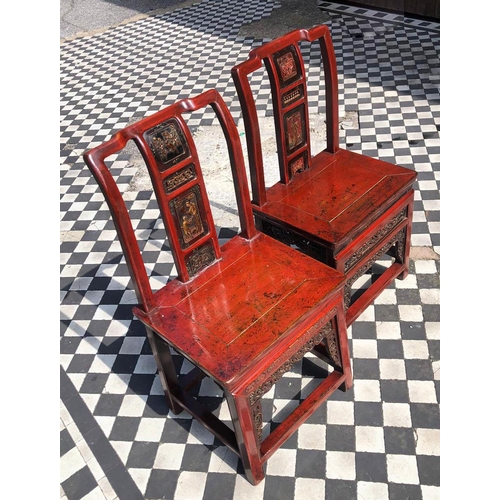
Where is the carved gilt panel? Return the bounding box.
[284,105,306,154]
[288,152,308,177]
[272,45,302,88]
[163,164,196,193]
[145,119,190,172]
[185,242,216,277]
[170,186,207,249]
[282,85,304,108]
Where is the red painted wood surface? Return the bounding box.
[260,149,415,252]
[83,89,353,485]
[231,25,418,325]
[134,232,344,388]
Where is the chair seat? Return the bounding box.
[133,232,345,390]
[256,148,417,253]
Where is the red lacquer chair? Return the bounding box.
[232,25,417,326]
[83,89,352,485]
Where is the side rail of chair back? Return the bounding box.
[83,89,256,311]
[232,24,340,204]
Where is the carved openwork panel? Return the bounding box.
[343,208,407,272]
[169,186,208,249]
[185,242,217,278]
[246,311,342,445]
[246,309,337,406]
[344,227,406,309]
[163,164,197,194]
[272,45,302,88]
[261,220,328,263]
[145,119,190,172]
[284,104,306,155]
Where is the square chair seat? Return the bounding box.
[133,232,346,391]
[258,148,417,253]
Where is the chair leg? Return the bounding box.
[397,194,415,280]
[145,327,183,415]
[343,283,352,312]
[225,390,265,485]
[337,307,353,391]
[396,224,412,281]
[325,307,353,392]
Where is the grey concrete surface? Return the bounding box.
[60,0,201,41]
[238,0,331,39]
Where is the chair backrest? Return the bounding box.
[231,25,340,205]
[83,89,257,312]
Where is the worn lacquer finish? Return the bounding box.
[231,25,418,326]
[83,89,352,486]
[134,233,343,387]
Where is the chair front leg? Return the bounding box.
[397,193,415,280]
[395,222,411,280]
[324,309,353,392]
[145,327,183,415]
[225,390,265,485]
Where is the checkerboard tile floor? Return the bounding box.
[60,1,440,498]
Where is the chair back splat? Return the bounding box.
[84,90,256,311]
[232,25,418,326]
[84,89,352,485]
[232,25,339,201]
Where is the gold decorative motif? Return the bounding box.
[252,400,263,445]
[246,309,338,405]
[344,227,406,309]
[325,321,342,367]
[344,209,407,272]
[273,45,302,88]
[146,120,189,171]
[285,110,303,151]
[277,51,297,83]
[282,85,303,107]
[186,243,216,277]
[163,164,196,193]
[171,188,205,247]
[289,156,305,176]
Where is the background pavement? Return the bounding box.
[61,0,335,41]
[61,0,201,40]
